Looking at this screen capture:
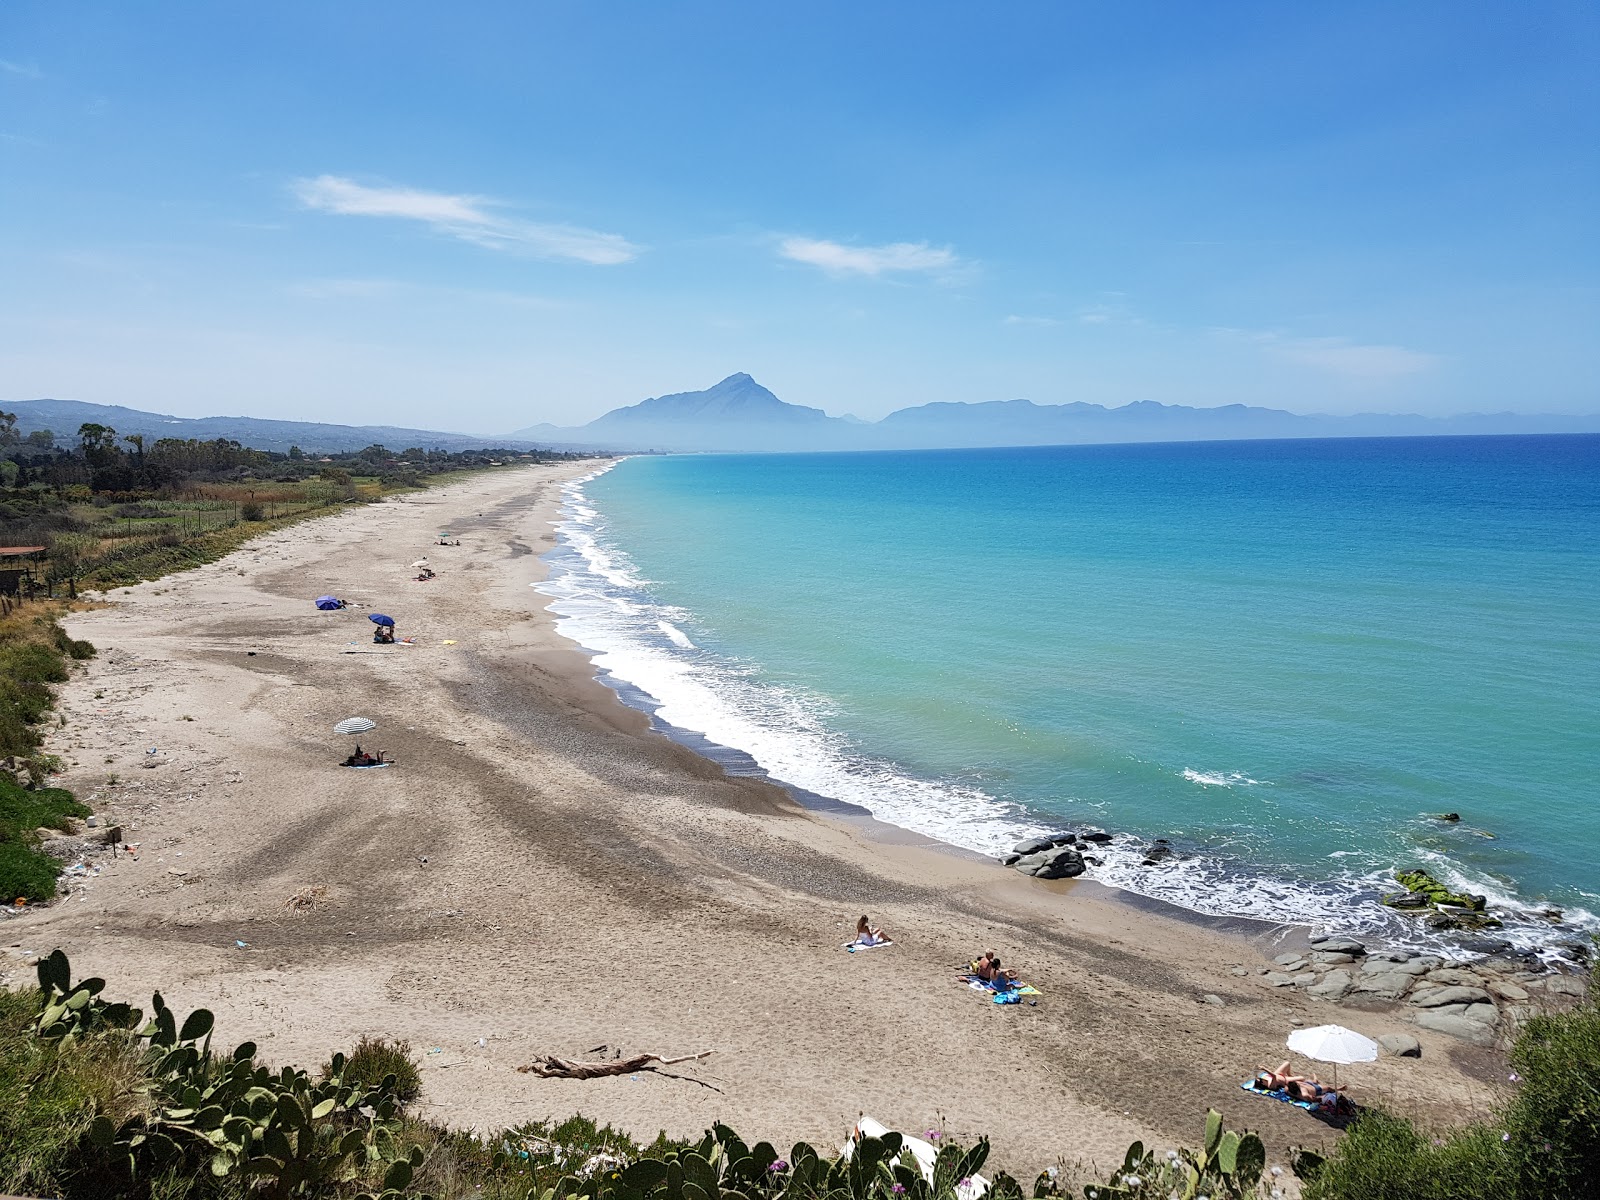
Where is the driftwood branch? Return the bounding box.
[517,1050,713,1080]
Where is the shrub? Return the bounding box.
[239,502,263,522]
[0,840,62,902]
[0,777,87,900]
[329,1035,422,1105]
[1501,1003,1600,1192]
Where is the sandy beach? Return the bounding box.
[4,462,1508,1175]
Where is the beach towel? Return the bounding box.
[959,974,1041,998]
[843,938,892,952]
[1239,1080,1347,1114]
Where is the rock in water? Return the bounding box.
[1011,836,1056,856]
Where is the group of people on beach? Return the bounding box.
[969,949,1020,990]
[1250,1061,1354,1114]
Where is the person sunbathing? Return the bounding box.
[1254,1062,1339,1104]
[855,915,890,945]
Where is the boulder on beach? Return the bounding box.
[1414,1010,1498,1046]
[1011,836,1056,856]
[1376,1033,1421,1057]
[1013,846,1086,880]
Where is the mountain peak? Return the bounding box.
[591,373,832,429]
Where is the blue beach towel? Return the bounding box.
[1240,1080,1347,1114]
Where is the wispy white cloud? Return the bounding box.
[1217,328,1439,380]
[778,236,959,278]
[1003,314,1061,327]
[288,277,564,307]
[0,60,43,79]
[292,175,639,265]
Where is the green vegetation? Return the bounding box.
[0,605,96,900]
[1,413,590,596]
[327,1037,423,1106]
[1299,1003,1600,1200]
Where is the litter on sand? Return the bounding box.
[517,1050,713,1079]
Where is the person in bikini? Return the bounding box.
[1254,1062,1342,1105]
[855,915,890,945]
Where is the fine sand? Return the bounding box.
[5,462,1504,1175]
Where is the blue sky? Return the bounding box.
[2,2,1596,432]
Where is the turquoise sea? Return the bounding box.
[539,436,1600,956]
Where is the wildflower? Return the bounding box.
[893,1186,906,1195]
[1122,1176,1142,1188]
[1508,1072,1521,1082]
[959,1178,972,1189]
[927,1130,942,1141]
[1502,1133,1511,1142]
[769,1159,789,1173]
[1270,1166,1283,1176]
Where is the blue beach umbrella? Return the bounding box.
[368,613,396,627]
[314,595,341,611]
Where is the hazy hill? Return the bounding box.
[512,373,858,452]
[4,399,539,455]
[510,374,1600,452]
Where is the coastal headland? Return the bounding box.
[1,461,1540,1173]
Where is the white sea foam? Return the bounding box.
[534,465,1597,961]
[1181,768,1263,788]
[656,620,696,649]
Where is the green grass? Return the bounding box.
[0,764,88,901]
[0,985,149,1199]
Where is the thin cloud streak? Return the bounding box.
[0,60,43,79]
[779,236,958,277]
[292,175,639,265]
[1215,327,1439,381]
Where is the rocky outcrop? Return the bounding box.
[1252,934,1589,1047]
[1012,846,1086,880]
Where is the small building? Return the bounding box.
[0,545,46,596]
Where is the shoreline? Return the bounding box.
[0,462,1534,1173]
[542,460,1594,968]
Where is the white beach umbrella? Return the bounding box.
[1287,1024,1377,1087]
[333,717,377,736]
[410,558,429,567]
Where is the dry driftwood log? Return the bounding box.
[517,1050,712,1079]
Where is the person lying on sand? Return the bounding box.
[1253,1062,1347,1107]
[854,915,891,946]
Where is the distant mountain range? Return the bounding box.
[511,372,1600,452]
[3,399,538,455]
[9,379,1599,458]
